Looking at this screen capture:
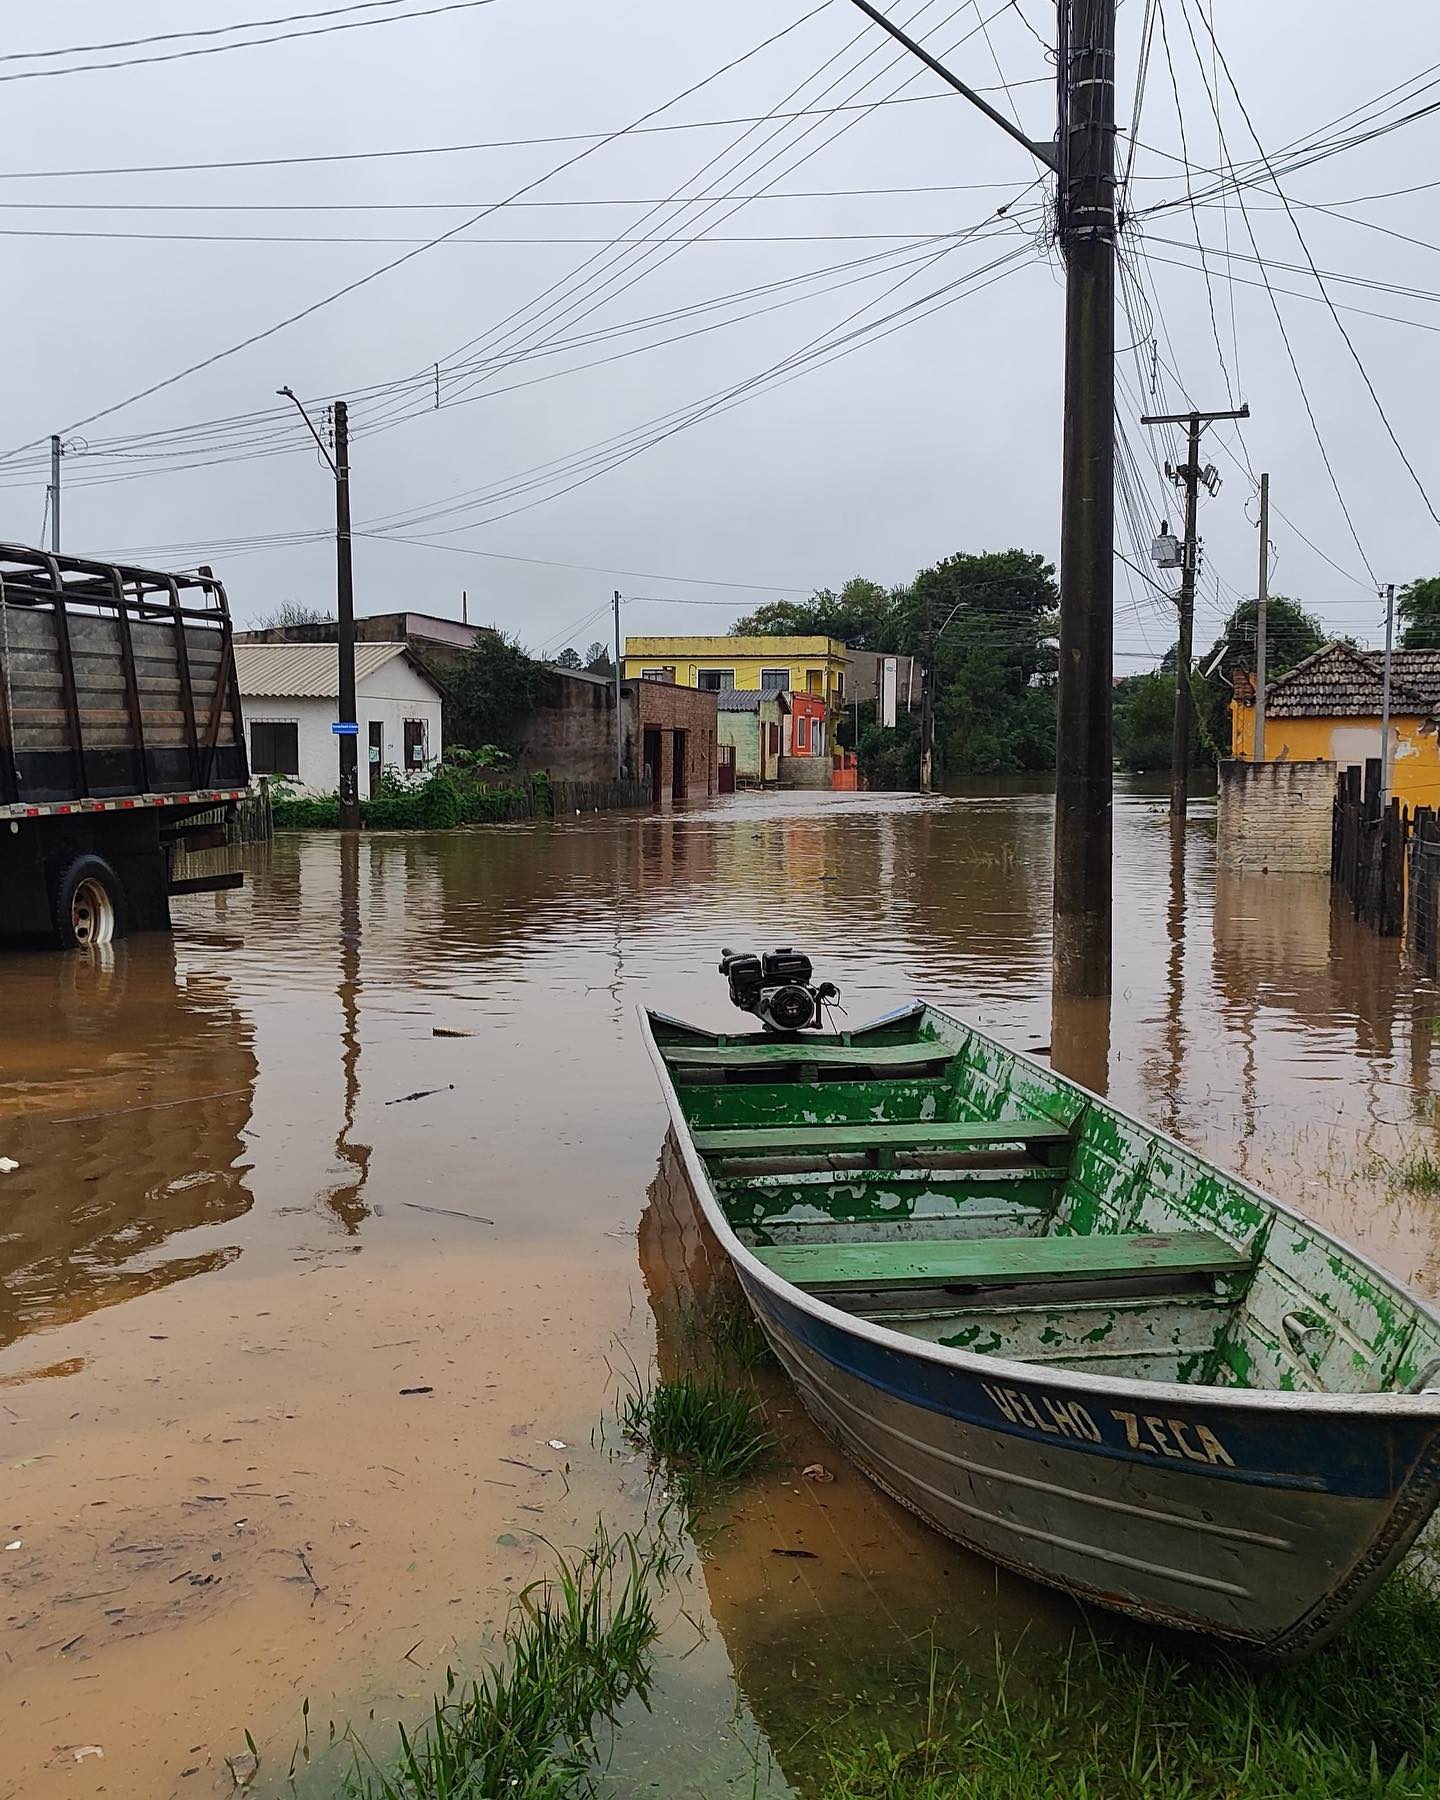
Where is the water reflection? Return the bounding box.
[4,780,1440,1347]
[0,939,255,1346]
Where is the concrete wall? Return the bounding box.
[718,712,761,782]
[778,755,832,788]
[1217,758,1335,874]
[243,660,442,795]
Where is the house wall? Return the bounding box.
[717,712,761,782]
[631,680,717,798]
[1231,703,1440,811]
[786,693,828,756]
[242,660,443,795]
[1217,759,1335,874]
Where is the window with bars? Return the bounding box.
[696,668,735,692]
[403,718,427,768]
[760,668,789,691]
[250,720,299,777]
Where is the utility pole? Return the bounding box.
[1052,0,1117,996]
[844,0,1125,995]
[1138,405,1249,821]
[919,588,934,793]
[333,401,360,830]
[1380,582,1395,808]
[48,435,61,552]
[1253,472,1269,762]
[613,590,624,780]
[278,386,360,829]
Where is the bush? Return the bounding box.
[266,754,551,832]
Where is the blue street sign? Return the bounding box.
[332,721,359,735]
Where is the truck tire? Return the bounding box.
[52,854,128,950]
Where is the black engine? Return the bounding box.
[718,946,839,1034]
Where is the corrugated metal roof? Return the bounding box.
[1259,642,1440,718]
[234,640,418,699]
[715,687,790,712]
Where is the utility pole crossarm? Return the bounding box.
[843,0,1057,170]
[1138,407,1250,426]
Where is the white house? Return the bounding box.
[234,642,444,796]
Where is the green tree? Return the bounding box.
[449,629,544,751]
[1399,577,1440,649]
[1194,594,1326,761]
[732,576,900,647]
[1114,672,1179,772]
[553,646,583,669]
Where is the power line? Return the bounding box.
[0,0,501,84]
[0,0,412,62]
[0,94,977,184]
[1183,0,1440,534]
[0,3,834,458]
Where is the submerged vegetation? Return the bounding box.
[340,1525,666,1800]
[620,1372,772,1508]
[269,751,549,830]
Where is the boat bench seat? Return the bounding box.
[664,1040,953,1072]
[751,1230,1251,1295]
[693,1118,1075,1157]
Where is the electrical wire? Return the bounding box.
[1183,0,1440,534]
[0,0,414,61]
[0,3,835,458]
[0,0,501,84]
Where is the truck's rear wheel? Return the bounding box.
[53,854,127,949]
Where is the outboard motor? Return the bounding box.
[718,946,839,1034]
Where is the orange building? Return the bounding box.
[1230,642,1440,813]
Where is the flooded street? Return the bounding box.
[5,782,1440,1797]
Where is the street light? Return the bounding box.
[277,386,360,830]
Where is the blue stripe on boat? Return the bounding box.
[743,1273,1428,1501]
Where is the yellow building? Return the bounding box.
[1230,642,1440,812]
[622,635,851,717]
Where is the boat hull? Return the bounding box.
[739,1265,1440,1657]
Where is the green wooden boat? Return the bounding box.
[642,999,1440,1658]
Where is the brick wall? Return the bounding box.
[1217,759,1335,874]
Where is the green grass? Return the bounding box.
[340,1525,664,1799]
[620,1374,773,1508]
[1389,1150,1440,1196]
[819,1559,1440,1799]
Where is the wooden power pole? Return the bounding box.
[1138,405,1249,822]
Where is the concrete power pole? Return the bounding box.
[613,590,624,780]
[1139,404,1250,821]
[919,588,934,793]
[1052,0,1118,997]
[1380,581,1395,808]
[334,400,361,831]
[277,385,360,827]
[49,435,61,553]
[843,0,1124,995]
[1253,472,1269,762]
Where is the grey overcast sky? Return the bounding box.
[1,0,1436,661]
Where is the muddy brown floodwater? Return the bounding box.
[4,782,1440,1798]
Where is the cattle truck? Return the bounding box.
[0,543,249,949]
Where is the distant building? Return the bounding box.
[716,687,790,786]
[234,642,443,797]
[1231,642,1440,812]
[785,691,828,758]
[238,613,717,799]
[512,664,718,800]
[623,635,851,721]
